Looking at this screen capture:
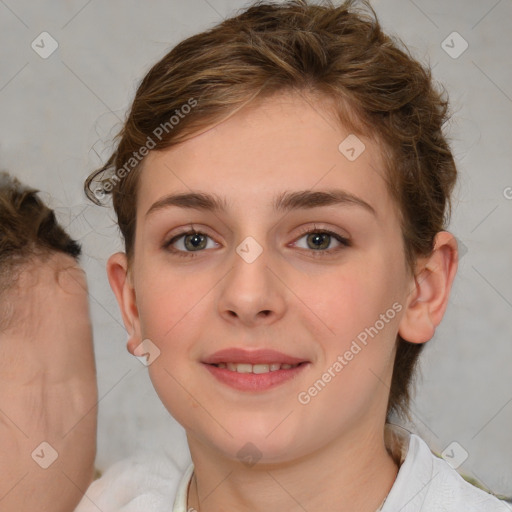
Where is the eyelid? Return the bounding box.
[163,226,218,252]
[295,224,350,243]
[291,224,351,256]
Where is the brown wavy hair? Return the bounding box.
[0,171,81,293]
[84,0,457,420]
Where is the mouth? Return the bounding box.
[202,348,310,391]
[209,362,305,374]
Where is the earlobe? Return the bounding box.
[398,231,459,344]
[106,252,142,355]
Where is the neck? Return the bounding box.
[186,423,399,512]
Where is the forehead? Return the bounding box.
[136,92,394,220]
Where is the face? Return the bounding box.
[120,92,418,463]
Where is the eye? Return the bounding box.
[163,225,350,259]
[164,230,218,257]
[292,226,350,256]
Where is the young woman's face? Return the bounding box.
[128,92,415,463]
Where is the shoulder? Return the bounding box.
[74,450,190,512]
[383,427,509,512]
[425,443,509,512]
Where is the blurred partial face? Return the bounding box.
[0,252,97,506]
[129,92,413,462]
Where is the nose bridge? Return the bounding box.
[218,234,286,325]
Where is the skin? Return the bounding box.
[0,252,98,512]
[108,91,458,512]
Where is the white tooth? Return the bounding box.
[222,362,298,373]
[236,363,253,373]
[252,364,270,374]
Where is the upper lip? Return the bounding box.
[203,348,308,365]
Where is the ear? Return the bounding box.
[106,252,142,355]
[398,231,459,344]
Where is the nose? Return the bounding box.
[217,242,287,328]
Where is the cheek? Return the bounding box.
[137,270,214,422]
[135,262,212,341]
[293,260,399,342]
[294,257,405,395]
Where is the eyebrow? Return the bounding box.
[145,189,376,217]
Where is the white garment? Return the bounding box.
[74,425,509,511]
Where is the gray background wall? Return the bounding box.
[1,0,511,498]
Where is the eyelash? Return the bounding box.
[163,225,350,259]
[293,226,351,257]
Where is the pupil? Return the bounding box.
[186,233,205,250]
[308,233,329,250]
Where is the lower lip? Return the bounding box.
[203,363,309,391]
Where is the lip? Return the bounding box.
[202,348,310,392]
[202,348,308,365]
[203,361,309,391]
